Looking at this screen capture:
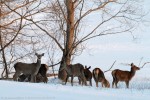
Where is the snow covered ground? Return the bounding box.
[0,75,150,100]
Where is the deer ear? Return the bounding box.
[131,63,134,66]
[88,66,91,69]
[85,66,87,69]
[35,53,38,56]
[42,53,44,56]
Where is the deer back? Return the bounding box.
[112,69,131,81]
[14,62,38,74]
[68,63,84,76]
[93,68,105,82]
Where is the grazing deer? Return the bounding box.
[60,61,87,86]
[79,66,92,86]
[13,53,44,82]
[93,68,110,88]
[112,63,140,88]
[18,64,49,83]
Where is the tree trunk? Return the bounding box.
[0,31,9,79]
[58,0,75,81]
[0,5,8,78]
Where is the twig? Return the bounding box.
[140,62,150,68]
[48,61,61,67]
[104,60,116,73]
[138,57,143,67]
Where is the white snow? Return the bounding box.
[0,76,150,100]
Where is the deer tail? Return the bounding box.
[111,70,117,80]
[93,69,99,80]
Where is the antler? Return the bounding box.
[140,62,150,68]
[104,60,116,73]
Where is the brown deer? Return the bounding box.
[18,64,49,83]
[93,68,110,88]
[79,66,92,86]
[59,61,87,86]
[112,63,140,88]
[13,53,44,82]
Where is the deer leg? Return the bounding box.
[90,79,92,86]
[126,81,129,88]
[107,81,110,88]
[96,81,98,87]
[44,77,48,83]
[34,75,36,82]
[112,77,116,88]
[13,73,17,81]
[78,76,84,85]
[13,72,20,81]
[112,80,115,88]
[71,76,74,86]
[79,75,85,86]
[102,82,104,87]
[31,75,35,83]
[83,77,87,86]
[42,74,47,83]
[78,77,81,85]
[65,75,69,85]
[115,80,119,88]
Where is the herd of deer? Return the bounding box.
[13,53,141,88]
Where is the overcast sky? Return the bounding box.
[74,0,150,71]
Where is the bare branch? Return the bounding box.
[138,57,143,67]
[0,17,24,52]
[4,2,64,51]
[140,62,150,69]
[56,0,68,23]
[104,60,116,73]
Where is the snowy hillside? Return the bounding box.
[1,77,150,100]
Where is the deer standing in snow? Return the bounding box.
[112,63,140,88]
[13,53,44,82]
[59,60,87,86]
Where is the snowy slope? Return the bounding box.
[0,77,150,100]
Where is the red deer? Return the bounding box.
[59,61,87,86]
[13,53,44,82]
[112,63,140,88]
[18,64,49,83]
[93,68,110,88]
[79,66,92,86]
